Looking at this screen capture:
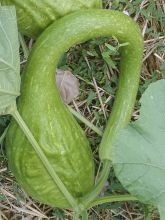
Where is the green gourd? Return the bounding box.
[6,9,143,209]
[0,0,102,38]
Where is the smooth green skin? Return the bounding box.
[6,9,143,209]
[1,0,102,38]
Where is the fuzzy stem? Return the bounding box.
[81,160,111,208]
[73,212,80,220]
[88,194,138,208]
[81,210,88,220]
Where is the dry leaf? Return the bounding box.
[56,69,80,104]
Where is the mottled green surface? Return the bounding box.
[6,9,143,208]
[1,0,102,38]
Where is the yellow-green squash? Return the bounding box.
[6,9,143,209]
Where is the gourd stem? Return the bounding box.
[73,212,80,220]
[81,210,88,220]
[11,109,79,211]
[144,205,154,220]
[87,194,138,208]
[67,105,103,136]
[81,160,111,208]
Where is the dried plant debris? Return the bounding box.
[56,69,80,104]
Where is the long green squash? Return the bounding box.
[1,0,102,38]
[6,9,143,209]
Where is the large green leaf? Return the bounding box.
[112,79,165,219]
[0,6,20,115]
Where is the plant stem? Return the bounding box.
[67,105,103,136]
[81,210,88,220]
[73,212,80,220]
[88,194,138,208]
[18,33,30,59]
[81,160,111,208]
[11,109,79,211]
[0,126,9,144]
[144,205,154,220]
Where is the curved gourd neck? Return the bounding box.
[22,9,143,160]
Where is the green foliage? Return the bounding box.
[112,79,165,219]
[52,208,65,219]
[161,63,165,77]
[138,71,161,96]
[0,116,9,136]
[0,6,20,115]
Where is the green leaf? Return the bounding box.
[0,6,20,115]
[105,43,117,53]
[112,79,165,219]
[101,51,117,69]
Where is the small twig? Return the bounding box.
[134,0,148,21]
[154,53,164,61]
[84,55,91,70]
[142,19,149,36]
[144,36,165,43]
[0,168,7,173]
[143,46,157,62]
[93,77,107,119]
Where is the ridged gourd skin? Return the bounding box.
[0,0,102,38]
[6,9,143,208]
